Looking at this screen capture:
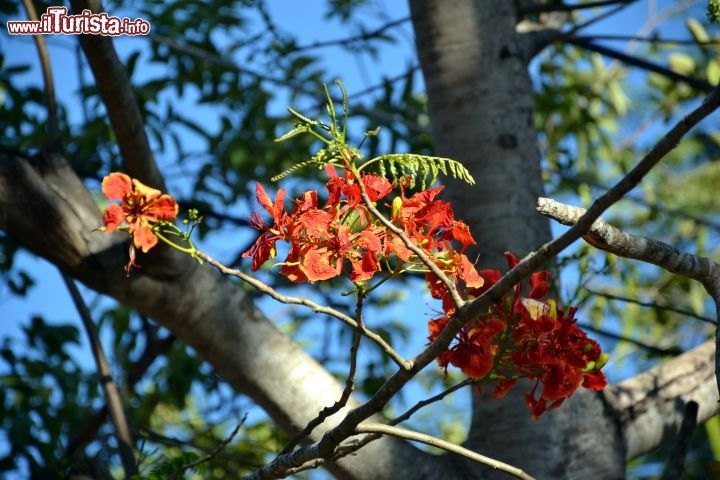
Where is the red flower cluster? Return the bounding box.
[428,252,608,419]
[242,165,483,287]
[243,166,607,418]
[101,172,179,273]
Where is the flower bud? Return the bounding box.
[392,196,402,217]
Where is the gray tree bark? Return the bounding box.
[410,1,715,478]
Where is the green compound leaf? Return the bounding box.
[364,154,475,189]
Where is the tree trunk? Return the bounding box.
[410,1,625,478]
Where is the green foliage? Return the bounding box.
[708,0,720,23]
[271,81,474,190]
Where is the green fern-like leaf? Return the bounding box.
[367,154,475,189]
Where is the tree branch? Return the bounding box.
[21,0,60,148]
[586,289,715,325]
[354,423,535,480]
[62,274,138,478]
[70,0,166,189]
[288,17,409,52]
[520,0,635,15]
[196,251,409,370]
[170,415,247,480]
[566,36,714,92]
[279,292,366,454]
[64,334,175,459]
[536,197,720,289]
[577,322,682,356]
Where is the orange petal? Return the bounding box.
[148,194,179,221]
[133,225,158,253]
[102,172,132,200]
[132,178,162,201]
[102,203,125,232]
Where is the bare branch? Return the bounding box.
[354,423,535,480]
[566,37,714,92]
[586,289,715,325]
[196,251,410,370]
[70,0,165,189]
[288,17,409,52]
[536,197,720,288]
[21,0,60,147]
[62,274,138,478]
[573,34,720,46]
[65,334,175,458]
[519,0,636,15]
[170,415,248,480]
[577,322,682,356]
[279,292,366,454]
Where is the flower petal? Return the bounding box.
[102,203,125,232]
[132,178,162,201]
[102,172,132,200]
[147,194,179,221]
[133,225,159,253]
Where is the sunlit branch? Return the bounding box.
[354,423,535,480]
[279,292,366,454]
[196,251,410,369]
[62,274,138,478]
[536,198,720,288]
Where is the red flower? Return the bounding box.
[242,183,288,271]
[101,172,178,272]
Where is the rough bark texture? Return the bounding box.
[410,1,607,478]
[0,151,453,480]
[410,0,551,271]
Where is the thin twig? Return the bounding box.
[21,0,60,146]
[577,322,682,356]
[196,251,410,369]
[281,378,476,477]
[566,37,713,92]
[520,0,635,15]
[279,292,366,454]
[170,414,248,480]
[586,289,715,324]
[354,423,535,480]
[65,334,175,458]
[573,33,720,45]
[62,274,138,478]
[289,17,409,52]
